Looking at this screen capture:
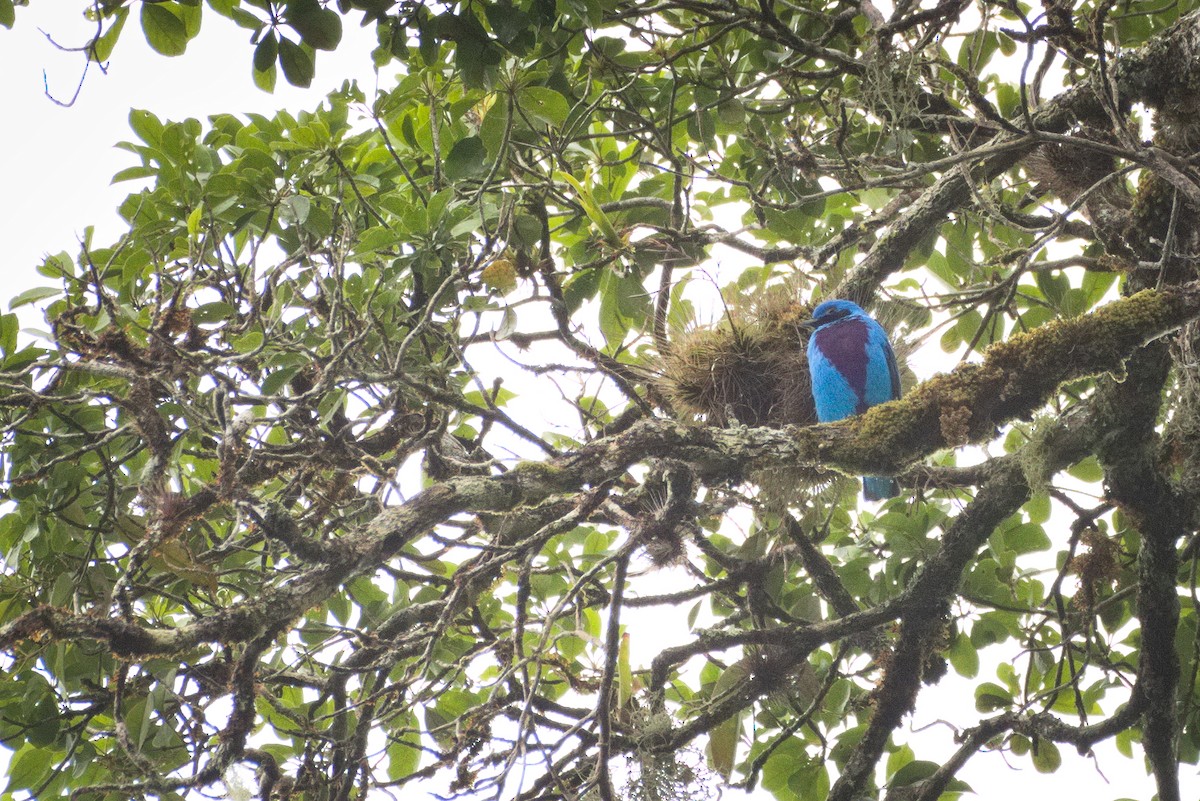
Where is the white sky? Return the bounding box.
[1,5,380,302]
[1,5,1196,801]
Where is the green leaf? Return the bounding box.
[417,15,439,64]
[254,29,278,73]
[940,324,961,352]
[888,759,938,787]
[430,11,496,88]
[229,5,263,30]
[186,204,204,238]
[1024,493,1051,524]
[91,7,129,60]
[444,136,487,180]
[617,632,632,709]
[0,313,16,356]
[141,3,190,56]
[232,330,264,353]
[289,2,342,50]
[317,389,346,424]
[582,527,610,557]
[386,718,421,779]
[283,195,311,225]
[1067,455,1104,483]
[9,286,62,309]
[790,758,830,801]
[6,744,52,792]
[479,98,511,156]
[178,0,202,37]
[484,2,532,45]
[129,108,164,146]
[1035,268,1069,307]
[253,63,278,93]
[0,0,14,29]
[1004,522,1051,554]
[948,632,979,678]
[974,681,1012,712]
[717,99,745,130]
[556,170,622,246]
[1081,268,1117,307]
[597,270,644,346]
[1115,728,1135,758]
[705,660,749,778]
[262,366,301,397]
[278,37,314,88]
[1031,740,1061,773]
[517,86,570,128]
[562,268,601,313]
[351,226,400,258]
[111,165,159,183]
[885,743,916,780]
[924,250,957,288]
[192,301,237,324]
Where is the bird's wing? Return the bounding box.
[884,338,901,400]
[854,319,900,407]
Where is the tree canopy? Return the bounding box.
[3,1,1200,799]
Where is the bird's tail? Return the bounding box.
[863,476,898,501]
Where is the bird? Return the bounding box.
[804,299,901,500]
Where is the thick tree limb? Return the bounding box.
[1093,342,1187,801]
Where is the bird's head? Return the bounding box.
[803,299,866,331]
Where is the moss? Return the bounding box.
[504,460,574,502]
[1013,414,1059,493]
[938,405,973,447]
[979,289,1181,402]
[836,359,1006,473]
[1167,320,1200,496]
[512,459,565,478]
[1127,169,1176,255]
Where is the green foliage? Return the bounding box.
[3,1,1200,800]
[140,2,196,56]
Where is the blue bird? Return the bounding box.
[805,299,901,500]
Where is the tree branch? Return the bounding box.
[839,9,1200,304]
[1093,341,1186,801]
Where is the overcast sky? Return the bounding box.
[0,6,1195,801]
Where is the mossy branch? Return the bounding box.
[807,285,1200,476]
